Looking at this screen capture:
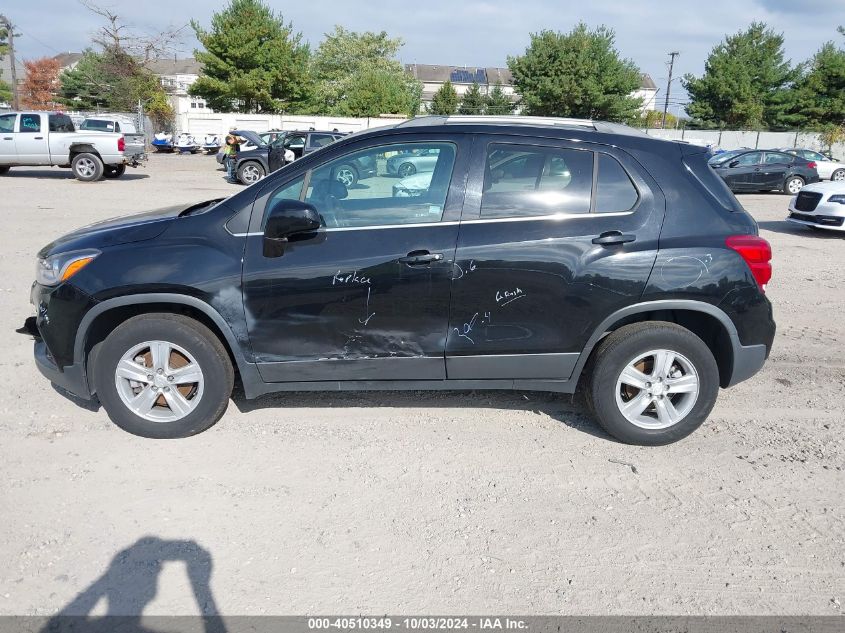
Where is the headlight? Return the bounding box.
[36,249,100,286]
[828,195,845,204]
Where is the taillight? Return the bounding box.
[726,235,772,292]
[806,161,817,170]
[118,136,125,152]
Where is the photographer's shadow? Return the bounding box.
[42,536,225,633]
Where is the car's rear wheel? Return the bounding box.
[585,322,719,445]
[237,161,265,185]
[103,164,126,179]
[784,175,805,194]
[93,314,234,439]
[335,164,358,187]
[71,153,104,182]
[831,168,845,182]
[398,162,416,177]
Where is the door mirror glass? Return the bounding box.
[728,160,739,168]
[265,200,321,240]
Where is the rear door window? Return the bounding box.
[763,152,792,165]
[308,133,335,149]
[481,144,593,217]
[49,114,75,132]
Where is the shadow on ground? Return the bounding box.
[4,169,150,181]
[758,220,845,238]
[232,387,613,441]
[41,536,225,633]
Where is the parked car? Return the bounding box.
[775,148,845,181]
[709,149,819,194]
[786,181,845,232]
[233,130,363,185]
[0,111,137,180]
[23,116,775,445]
[79,116,147,165]
[386,147,441,177]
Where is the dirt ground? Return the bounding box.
[0,154,842,616]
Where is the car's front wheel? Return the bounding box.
[585,322,719,445]
[398,162,416,177]
[784,175,805,194]
[335,164,358,187]
[237,161,265,185]
[93,314,234,439]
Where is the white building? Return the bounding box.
[144,58,208,115]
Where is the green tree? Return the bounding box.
[782,40,845,128]
[485,81,515,115]
[311,26,420,116]
[507,24,642,120]
[683,22,794,128]
[0,21,11,104]
[428,79,458,115]
[458,81,486,114]
[190,0,312,113]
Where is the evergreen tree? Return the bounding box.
[190,0,312,113]
[683,22,794,128]
[782,40,845,128]
[485,82,515,115]
[507,23,642,120]
[429,79,458,115]
[458,81,486,114]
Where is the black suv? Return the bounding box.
[24,116,775,445]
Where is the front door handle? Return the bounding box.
[399,250,444,265]
[592,231,636,246]
[34,136,44,140]
[2,137,12,141]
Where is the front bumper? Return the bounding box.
[33,337,92,400]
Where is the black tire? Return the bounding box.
[335,164,358,187]
[831,168,845,182]
[237,161,265,185]
[92,313,234,439]
[103,164,126,179]
[783,175,805,195]
[398,162,416,177]
[585,322,719,446]
[0,166,9,175]
[71,152,104,182]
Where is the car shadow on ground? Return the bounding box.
[4,170,151,181]
[41,536,226,632]
[757,220,845,238]
[231,387,615,441]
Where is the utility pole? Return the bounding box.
[0,14,19,110]
[662,51,679,129]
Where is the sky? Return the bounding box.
[5,0,844,115]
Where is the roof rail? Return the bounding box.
[445,115,596,129]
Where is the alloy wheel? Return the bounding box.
[114,340,205,422]
[336,167,355,187]
[76,158,96,179]
[787,177,804,194]
[614,349,700,429]
[241,165,263,184]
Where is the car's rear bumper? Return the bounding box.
[726,342,769,387]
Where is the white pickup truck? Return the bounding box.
[0,111,137,181]
[80,115,147,164]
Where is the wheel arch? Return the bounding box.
[571,300,745,389]
[69,144,101,159]
[75,294,259,396]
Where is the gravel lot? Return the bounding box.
[1,155,842,616]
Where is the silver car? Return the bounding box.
[386,148,441,177]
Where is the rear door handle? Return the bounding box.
[34,136,44,140]
[2,137,12,140]
[399,250,444,265]
[592,231,636,246]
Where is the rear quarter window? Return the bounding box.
[683,152,744,213]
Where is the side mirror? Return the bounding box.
[264,200,321,241]
[728,160,740,168]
